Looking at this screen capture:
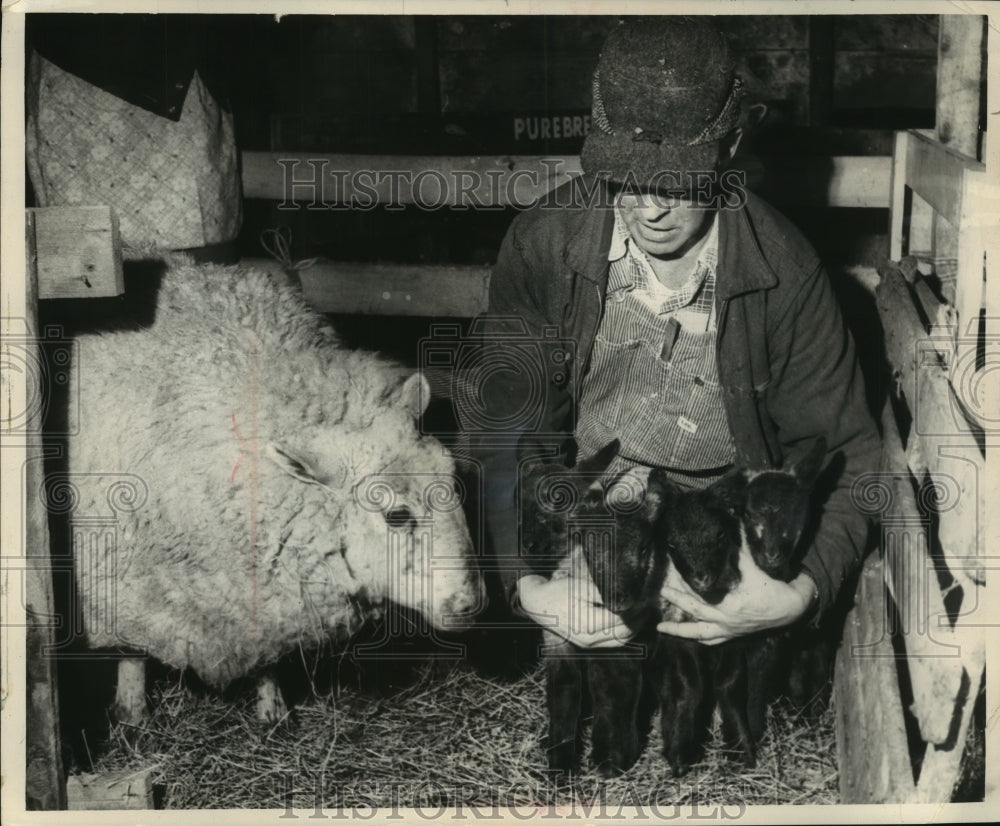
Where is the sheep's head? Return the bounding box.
[652,469,747,605]
[262,372,485,633]
[744,436,826,581]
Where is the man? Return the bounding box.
[472,17,879,649]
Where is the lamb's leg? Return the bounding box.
[589,653,643,776]
[660,639,709,777]
[714,642,756,767]
[255,668,289,724]
[745,633,783,743]
[543,632,583,777]
[112,658,147,725]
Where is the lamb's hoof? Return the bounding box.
[665,754,691,778]
[720,743,757,769]
[594,759,629,779]
[592,746,639,777]
[546,742,580,778]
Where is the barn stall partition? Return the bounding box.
[17,12,992,810]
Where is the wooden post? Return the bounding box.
[936,15,985,159]
[808,17,835,127]
[23,211,67,810]
[835,552,915,803]
[934,14,985,303]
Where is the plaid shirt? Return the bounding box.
[608,207,718,331]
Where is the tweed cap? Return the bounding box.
[580,17,744,191]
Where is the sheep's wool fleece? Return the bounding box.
[68,258,473,688]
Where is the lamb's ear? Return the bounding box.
[574,438,619,478]
[711,469,749,513]
[644,469,675,521]
[395,372,431,419]
[791,436,828,486]
[264,443,323,485]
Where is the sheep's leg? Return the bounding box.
[543,633,583,777]
[714,643,756,768]
[112,658,147,725]
[255,668,289,724]
[589,654,643,776]
[659,639,709,777]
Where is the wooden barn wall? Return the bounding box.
[261,15,939,154]
[244,14,940,290]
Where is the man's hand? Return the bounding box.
[517,573,633,649]
[657,546,815,645]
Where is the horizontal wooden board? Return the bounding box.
[833,53,937,111]
[440,50,596,113]
[756,155,892,208]
[248,258,491,317]
[242,152,583,206]
[833,13,939,52]
[242,151,891,209]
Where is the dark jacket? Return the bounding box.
[471,176,880,621]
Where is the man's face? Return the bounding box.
[616,191,714,259]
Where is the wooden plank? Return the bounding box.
[877,264,985,588]
[248,258,491,317]
[877,262,929,406]
[952,169,989,379]
[881,400,964,746]
[835,552,915,803]
[890,131,908,259]
[936,15,985,159]
[241,151,892,209]
[909,368,985,590]
[808,17,835,126]
[29,206,124,300]
[756,155,891,207]
[66,770,154,810]
[241,152,583,207]
[913,626,985,802]
[24,211,67,811]
[903,130,985,228]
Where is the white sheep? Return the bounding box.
[64,256,485,722]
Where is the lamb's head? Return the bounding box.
[744,436,826,581]
[652,469,747,604]
[584,466,670,624]
[520,439,620,576]
[263,372,485,633]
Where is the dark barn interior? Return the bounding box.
[17,11,989,813]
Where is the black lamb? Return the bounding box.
[740,436,828,741]
[521,440,658,778]
[652,435,828,773]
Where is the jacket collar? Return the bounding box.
[562,180,778,299]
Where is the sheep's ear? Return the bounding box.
[791,436,827,486]
[395,372,431,419]
[264,442,322,485]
